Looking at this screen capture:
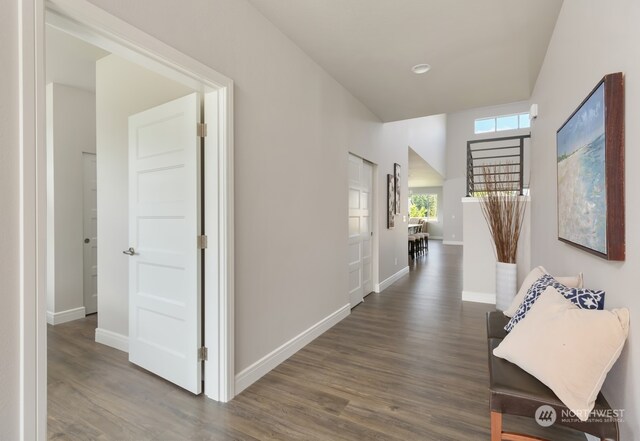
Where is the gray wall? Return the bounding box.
[85,0,409,375]
[408,186,444,239]
[0,0,411,432]
[443,101,530,243]
[46,83,96,317]
[0,0,19,437]
[530,0,639,438]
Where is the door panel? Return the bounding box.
[348,154,374,307]
[82,153,98,315]
[128,92,202,394]
[361,162,373,294]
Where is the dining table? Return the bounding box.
[408,223,421,234]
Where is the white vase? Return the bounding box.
[495,262,517,311]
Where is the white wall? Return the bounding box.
[408,186,444,239]
[86,0,409,375]
[45,25,106,92]
[529,0,640,438]
[443,101,530,243]
[96,54,194,340]
[442,177,465,244]
[46,83,96,321]
[462,198,530,302]
[386,114,447,177]
[375,123,410,280]
[0,0,19,436]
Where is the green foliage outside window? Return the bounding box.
[409,194,438,219]
[409,204,427,218]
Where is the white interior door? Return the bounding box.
[361,162,373,294]
[82,152,98,315]
[127,92,202,394]
[348,154,373,307]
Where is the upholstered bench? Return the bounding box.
[486,311,619,441]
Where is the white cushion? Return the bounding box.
[493,286,629,421]
[503,266,583,317]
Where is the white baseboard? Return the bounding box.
[95,328,129,353]
[374,266,410,293]
[430,236,443,240]
[462,290,496,304]
[46,307,86,325]
[235,303,350,395]
[443,240,463,246]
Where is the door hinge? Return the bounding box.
[197,123,208,138]
[198,346,208,361]
[197,235,208,249]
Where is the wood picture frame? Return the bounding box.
[556,72,625,260]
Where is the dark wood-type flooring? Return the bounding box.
[48,241,585,440]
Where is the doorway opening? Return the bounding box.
[19,2,235,437]
[45,23,105,328]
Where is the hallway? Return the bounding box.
[48,241,584,440]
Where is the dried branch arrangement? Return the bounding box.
[477,164,527,264]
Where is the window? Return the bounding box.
[474,112,530,134]
[474,118,495,134]
[408,193,438,220]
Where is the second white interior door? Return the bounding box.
[82,152,98,315]
[348,154,373,307]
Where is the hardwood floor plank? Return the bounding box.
[48,241,586,440]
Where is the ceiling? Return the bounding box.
[408,147,443,188]
[46,25,110,91]
[248,0,563,122]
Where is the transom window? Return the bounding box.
[474,112,530,134]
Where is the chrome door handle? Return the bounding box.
[123,247,135,256]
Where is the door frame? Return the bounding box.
[18,1,235,438]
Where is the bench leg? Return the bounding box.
[491,411,503,441]
[491,410,552,441]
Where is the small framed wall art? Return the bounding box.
[387,174,395,229]
[394,163,401,214]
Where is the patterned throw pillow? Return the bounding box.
[504,274,605,332]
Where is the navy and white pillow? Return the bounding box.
[505,274,605,332]
[559,286,605,310]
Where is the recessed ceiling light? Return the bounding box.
[412,63,431,74]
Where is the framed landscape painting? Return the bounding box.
[556,72,625,260]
